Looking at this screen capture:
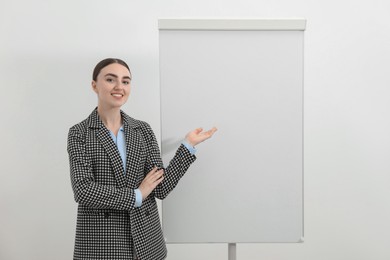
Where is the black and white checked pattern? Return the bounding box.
[67,108,196,260]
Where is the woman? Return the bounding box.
[67,58,217,260]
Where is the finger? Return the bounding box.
[194,127,203,134]
[155,175,164,185]
[149,174,163,189]
[208,127,218,132]
[145,169,159,182]
[149,166,158,174]
[154,169,164,178]
[151,169,164,181]
[195,128,217,142]
[205,127,218,136]
[155,173,164,182]
[147,167,159,176]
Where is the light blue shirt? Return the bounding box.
[109,127,196,208]
[182,140,197,154]
[109,126,142,207]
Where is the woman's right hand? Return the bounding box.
[138,167,164,200]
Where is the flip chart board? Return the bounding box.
[159,19,306,243]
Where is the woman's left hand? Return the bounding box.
[185,127,218,147]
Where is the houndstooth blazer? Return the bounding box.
[67,108,196,260]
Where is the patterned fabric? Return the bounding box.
[67,108,196,260]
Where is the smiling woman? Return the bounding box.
[92,61,132,127]
[67,58,217,260]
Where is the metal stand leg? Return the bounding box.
[228,243,236,260]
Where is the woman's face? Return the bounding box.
[92,63,132,109]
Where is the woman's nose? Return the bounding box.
[114,82,124,89]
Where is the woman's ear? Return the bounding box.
[91,80,98,93]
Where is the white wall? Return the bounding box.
[0,0,389,259]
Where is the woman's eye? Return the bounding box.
[123,81,130,85]
[106,78,114,83]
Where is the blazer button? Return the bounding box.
[104,212,110,219]
[145,210,150,216]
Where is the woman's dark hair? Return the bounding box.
[92,58,131,81]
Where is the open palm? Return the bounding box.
[185,127,218,147]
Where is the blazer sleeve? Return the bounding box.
[142,123,196,200]
[67,127,137,211]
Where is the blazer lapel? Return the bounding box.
[88,109,127,188]
[122,111,144,188]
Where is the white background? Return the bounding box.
[1,0,389,259]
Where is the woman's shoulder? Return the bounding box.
[68,118,89,137]
[68,108,101,134]
[68,109,98,136]
[121,111,152,130]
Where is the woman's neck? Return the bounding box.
[97,106,122,136]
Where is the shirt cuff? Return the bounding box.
[135,189,142,207]
[182,140,197,155]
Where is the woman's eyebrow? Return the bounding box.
[105,73,118,78]
[105,73,131,80]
